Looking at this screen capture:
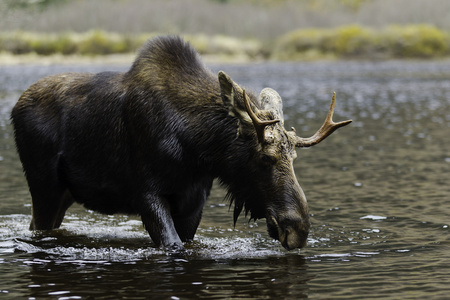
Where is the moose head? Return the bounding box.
[218,71,352,250]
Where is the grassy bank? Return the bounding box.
[1,25,450,62]
[0,31,263,62]
[273,24,450,60]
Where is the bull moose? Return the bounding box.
[11,36,351,251]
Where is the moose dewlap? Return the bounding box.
[11,36,352,251]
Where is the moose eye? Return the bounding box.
[261,154,275,165]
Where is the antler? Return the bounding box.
[296,92,352,147]
[243,90,280,143]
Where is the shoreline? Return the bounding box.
[0,54,280,67]
[0,52,264,66]
[0,52,135,66]
[2,52,450,67]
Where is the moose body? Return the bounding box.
[11,36,351,250]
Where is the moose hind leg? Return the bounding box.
[26,155,74,230]
[29,187,74,230]
[52,190,75,229]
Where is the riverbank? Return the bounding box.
[0,52,135,66]
[0,51,260,66]
[1,25,450,65]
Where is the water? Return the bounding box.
[0,60,449,299]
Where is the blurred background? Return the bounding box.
[1,0,450,62]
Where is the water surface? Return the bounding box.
[0,60,449,299]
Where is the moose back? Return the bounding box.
[11,36,351,250]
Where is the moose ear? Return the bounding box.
[218,71,235,108]
[218,71,251,124]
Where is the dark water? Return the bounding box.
[0,60,449,299]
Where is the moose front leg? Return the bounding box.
[172,182,211,243]
[140,194,183,250]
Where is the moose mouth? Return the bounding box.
[267,215,308,250]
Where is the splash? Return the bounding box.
[0,214,292,263]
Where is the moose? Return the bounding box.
[11,36,351,251]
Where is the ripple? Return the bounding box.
[360,215,387,220]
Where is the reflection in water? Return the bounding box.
[19,252,310,299]
[1,61,449,299]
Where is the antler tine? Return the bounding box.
[296,92,352,148]
[243,90,280,143]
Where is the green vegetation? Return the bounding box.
[272,24,450,60]
[0,31,262,60]
[1,25,450,61]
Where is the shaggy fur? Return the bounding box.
[11,36,310,250]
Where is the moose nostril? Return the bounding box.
[286,228,309,250]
